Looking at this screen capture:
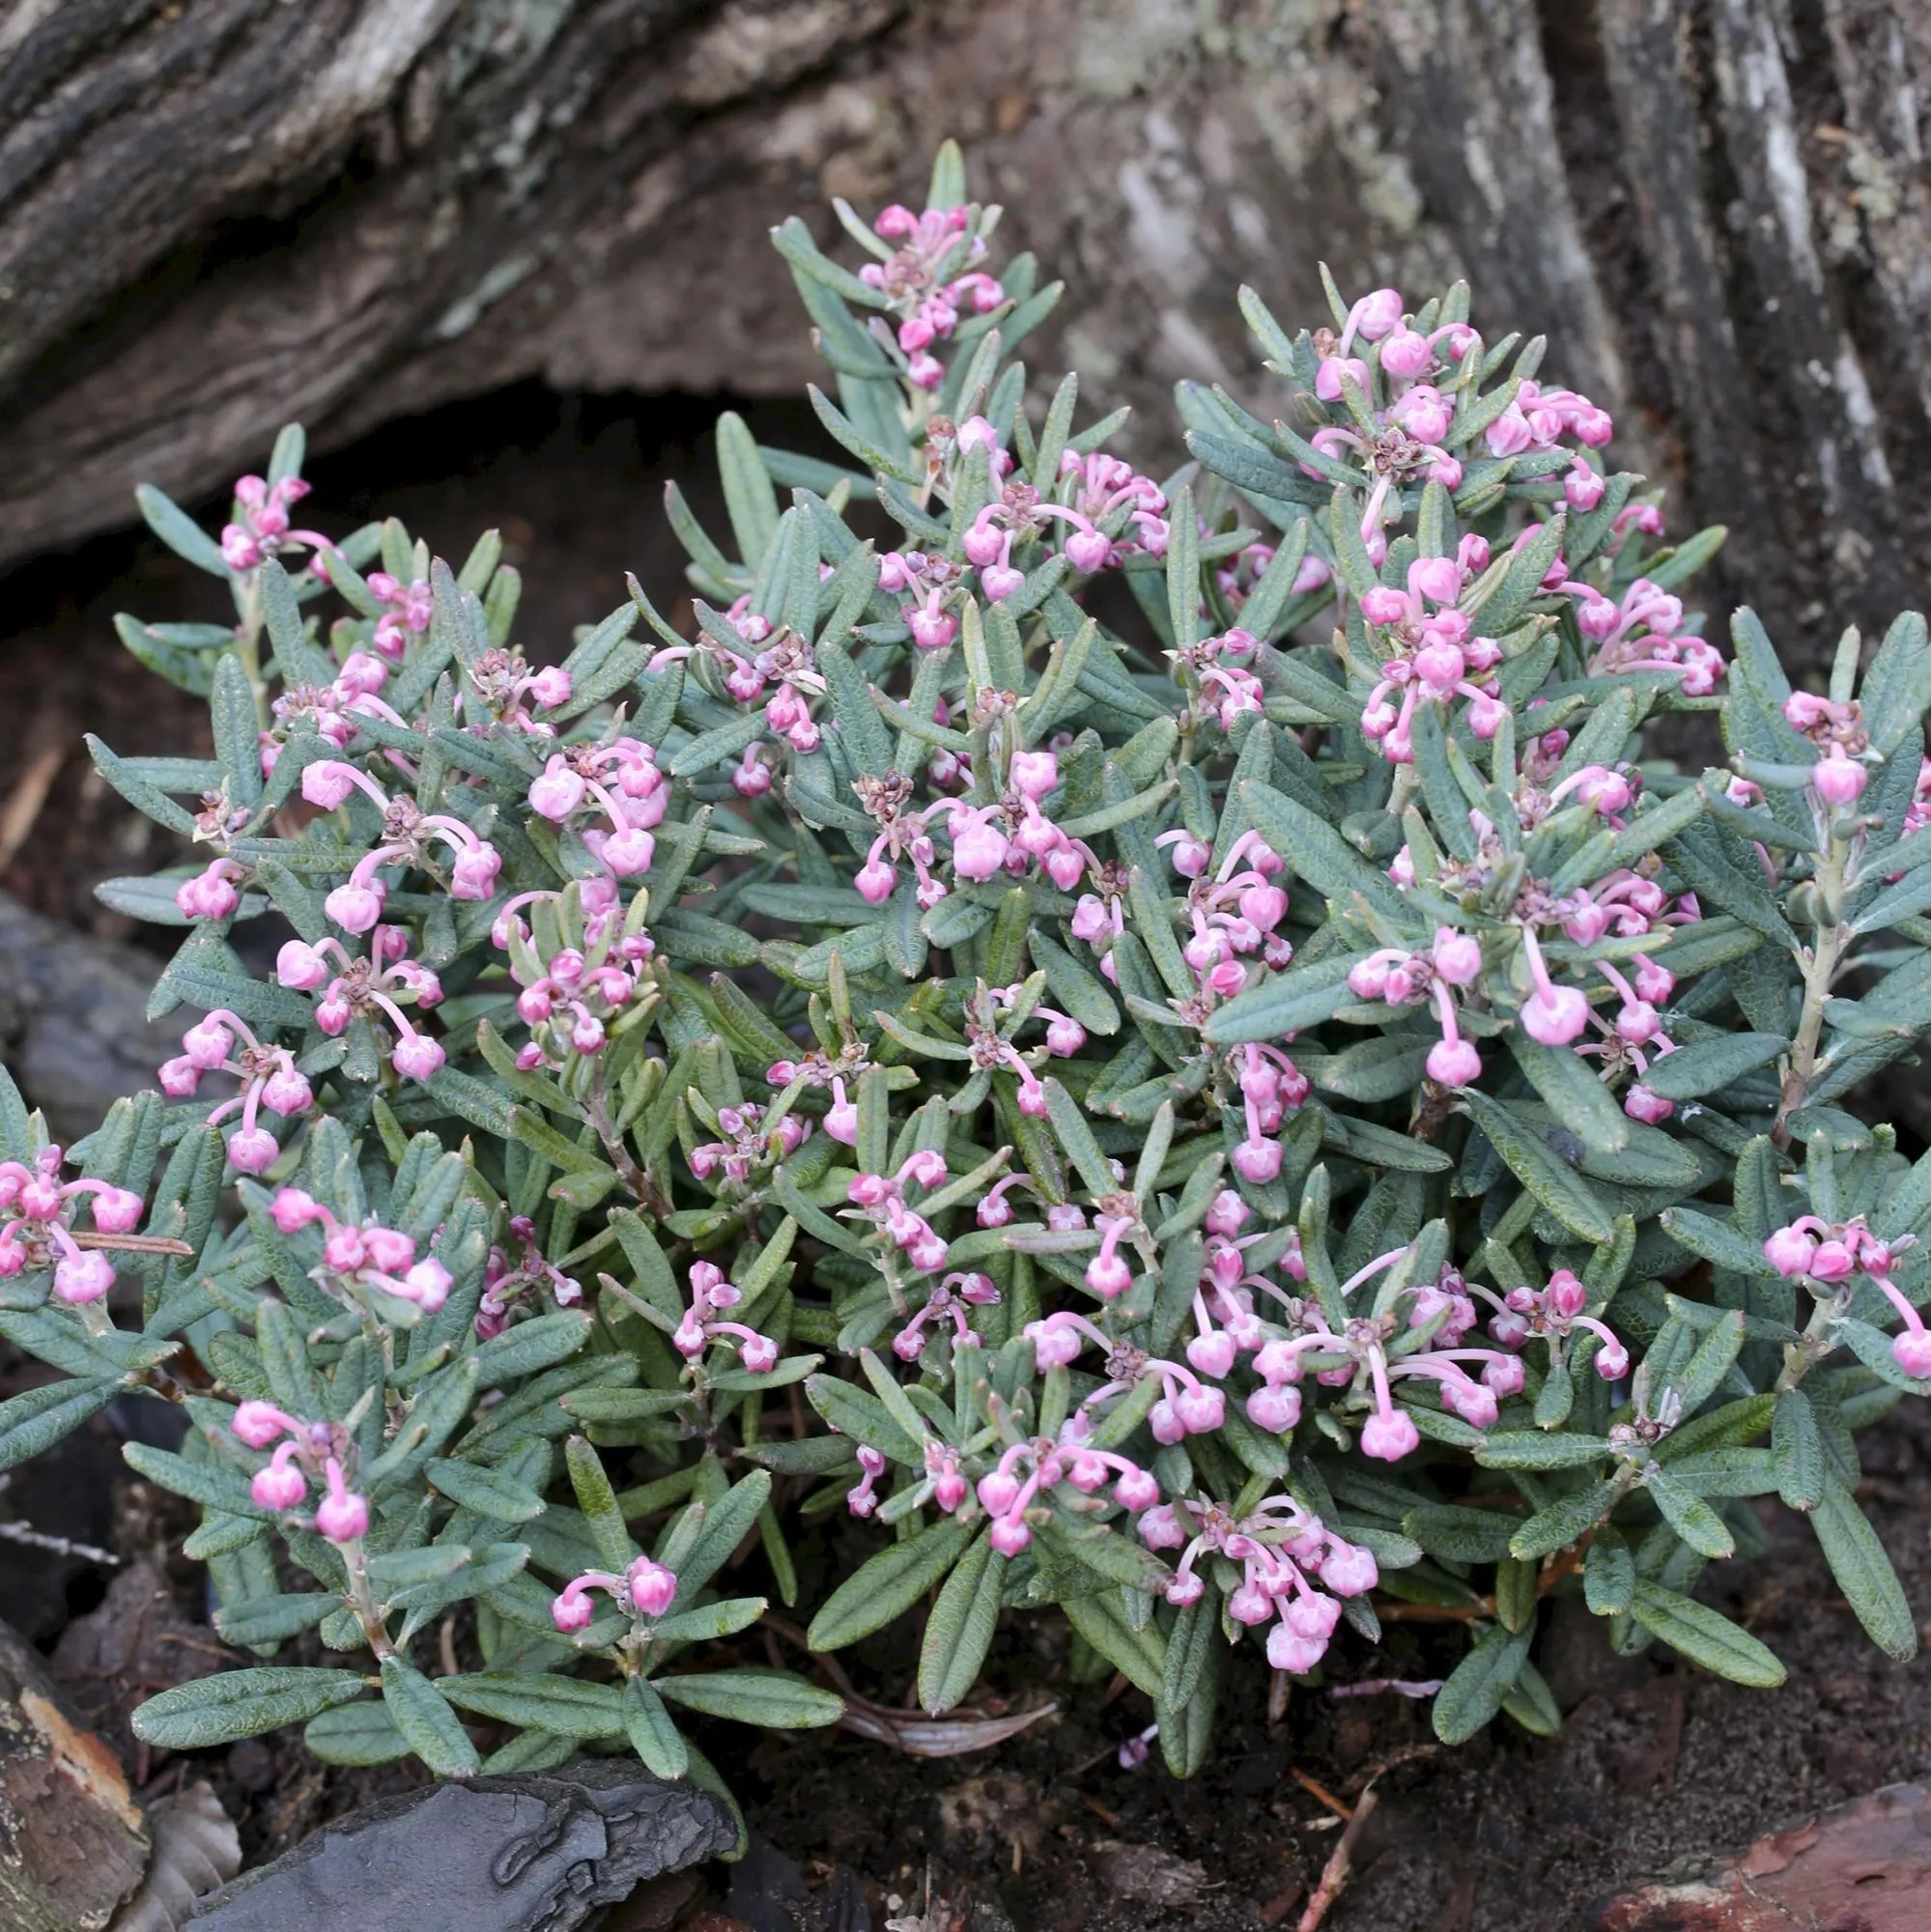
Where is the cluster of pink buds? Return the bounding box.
[893,1269,1000,1360]
[878,548,968,652]
[1782,692,1874,805]
[458,648,573,739]
[0,1149,143,1304]
[975,1424,1161,1555]
[276,926,446,1080]
[551,1554,678,1633]
[231,1401,371,1542]
[1168,624,1265,737]
[672,1260,778,1371]
[1261,1250,1526,1460]
[302,760,502,928]
[159,1009,313,1174]
[1028,1312,1225,1440]
[478,1214,582,1340]
[220,474,333,574]
[1479,1267,1632,1379]
[1052,451,1169,569]
[1566,577,1726,695]
[1765,1217,1930,1377]
[860,202,1004,388]
[1182,832,1292,976]
[174,858,249,922]
[1349,926,1486,1087]
[690,1101,807,1186]
[270,1187,452,1313]
[1485,379,1613,459]
[493,881,654,1067]
[846,1151,951,1274]
[1357,548,1505,760]
[1572,953,1681,1123]
[1304,289,1476,559]
[1229,1042,1312,1180]
[261,655,412,775]
[362,571,433,660]
[1139,1493,1377,1674]
[526,737,667,879]
[649,601,824,767]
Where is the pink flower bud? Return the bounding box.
[1378,327,1432,378]
[1174,1384,1224,1434]
[1085,1251,1133,1298]
[1624,1084,1672,1124]
[1043,1015,1086,1057]
[276,941,331,990]
[315,1485,370,1545]
[1187,1330,1237,1379]
[989,1516,1033,1556]
[270,1187,323,1234]
[158,1056,202,1096]
[53,1251,115,1304]
[1547,1270,1587,1319]
[625,1556,679,1618]
[233,1401,291,1448]
[1892,1328,1931,1379]
[1010,750,1059,800]
[1521,983,1589,1046]
[1063,526,1110,574]
[391,1033,446,1081]
[403,1260,452,1311]
[325,882,385,934]
[978,1471,1022,1516]
[1359,1408,1421,1463]
[301,763,361,810]
[1114,1467,1159,1513]
[529,758,587,821]
[252,1457,308,1513]
[602,828,655,877]
[1812,753,1867,805]
[1247,1383,1303,1434]
[1319,1540,1379,1597]
[1233,1137,1282,1184]
[262,1065,313,1117]
[1426,1037,1482,1086]
[1315,355,1371,401]
[527,667,572,708]
[1763,1226,1817,1277]
[450,842,502,900]
[1432,929,1483,986]
[909,603,956,650]
[174,863,241,921]
[225,1127,279,1176]
[89,1186,144,1234]
[362,1228,414,1274]
[551,1587,595,1633]
[1809,1239,1856,1282]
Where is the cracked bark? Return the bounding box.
[0,0,1927,668]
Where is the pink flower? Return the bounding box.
[1359,1408,1421,1463]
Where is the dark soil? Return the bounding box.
[4,384,1929,1932]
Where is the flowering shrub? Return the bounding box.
[4,142,1930,1808]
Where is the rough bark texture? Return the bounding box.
[3,0,1929,662]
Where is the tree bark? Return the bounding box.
[1,0,1927,664]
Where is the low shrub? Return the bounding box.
[4,143,1928,1816]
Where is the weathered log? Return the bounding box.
[1,1,1927,663]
